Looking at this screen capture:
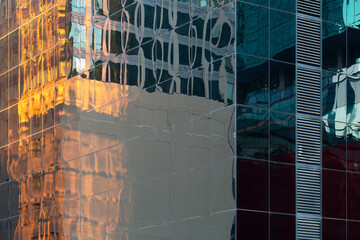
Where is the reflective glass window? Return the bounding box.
[237,54,268,108]
[347,171,360,220]
[322,0,346,25]
[322,70,347,122]
[237,158,268,211]
[270,0,295,13]
[322,22,346,72]
[237,106,269,160]
[347,77,360,124]
[270,10,295,63]
[322,169,346,218]
[322,120,346,170]
[348,221,360,240]
[240,0,268,7]
[270,214,295,240]
[270,162,295,214]
[323,219,346,240]
[237,210,269,239]
[270,61,295,113]
[347,124,360,172]
[237,3,269,58]
[270,112,295,164]
[347,27,360,73]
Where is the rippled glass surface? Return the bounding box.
[0,0,236,239]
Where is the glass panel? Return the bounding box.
[236,210,269,239]
[347,171,360,220]
[270,162,295,214]
[240,0,268,7]
[270,0,295,13]
[347,77,360,124]
[270,214,295,240]
[348,221,360,240]
[322,70,347,122]
[322,169,346,219]
[237,2,269,58]
[322,0,346,25]
[237,106,269,160]
[270,10,295,63]
[347,124,360,172]
[322,22,346,72]
[237,54,268,108]
[347,27,360,73]
[237,158,268,211]
[322,120,346,170]
[270,61,295,113]
[323,219,346,240]
[270,112,295,164]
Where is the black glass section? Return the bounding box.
[322,120,346,170]
[270,61,295,113]
[237,54,268,107]
[237,2,269,58]
[323,169,346,218]
[322,70,347,121]
[270,214,295,240]
[237,158,268,211]
[322,0,345,25]
[270,162,295,214]
[270,0,295,13]
[347,27,360,74]
[347,124,360,172]
[270,10,295,63]
[347,171,360,220]
[270,112,295,164]
[237,210,269,239]
[322,22,346,72]
[323,218,346,240]
[348,221,360,240]
[237,106,269,160]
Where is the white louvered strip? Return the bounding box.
[296,1,322,238]
[297,167,321,215]
[296,16,321,67]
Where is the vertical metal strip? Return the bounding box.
[296,0,322,239]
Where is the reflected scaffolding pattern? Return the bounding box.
[0,0,236,239]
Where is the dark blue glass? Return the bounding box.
[237,2,269,58]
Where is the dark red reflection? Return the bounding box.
[347,141,360,172]
[348,221,360,240]
[347,172,360,220]
[323,218,346,240]
[270,162,295,214]
[322,169,346,219]
[237,210,268,240]
[237,158,268,211]
[323,142,346,170]
[270,213,295,240]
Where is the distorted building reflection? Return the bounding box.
[0,0,236,239]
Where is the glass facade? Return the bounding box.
[0,0,236,239]
[0,0,359,239]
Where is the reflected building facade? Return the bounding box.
[0,0,236,239]
[1,0,360,240]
